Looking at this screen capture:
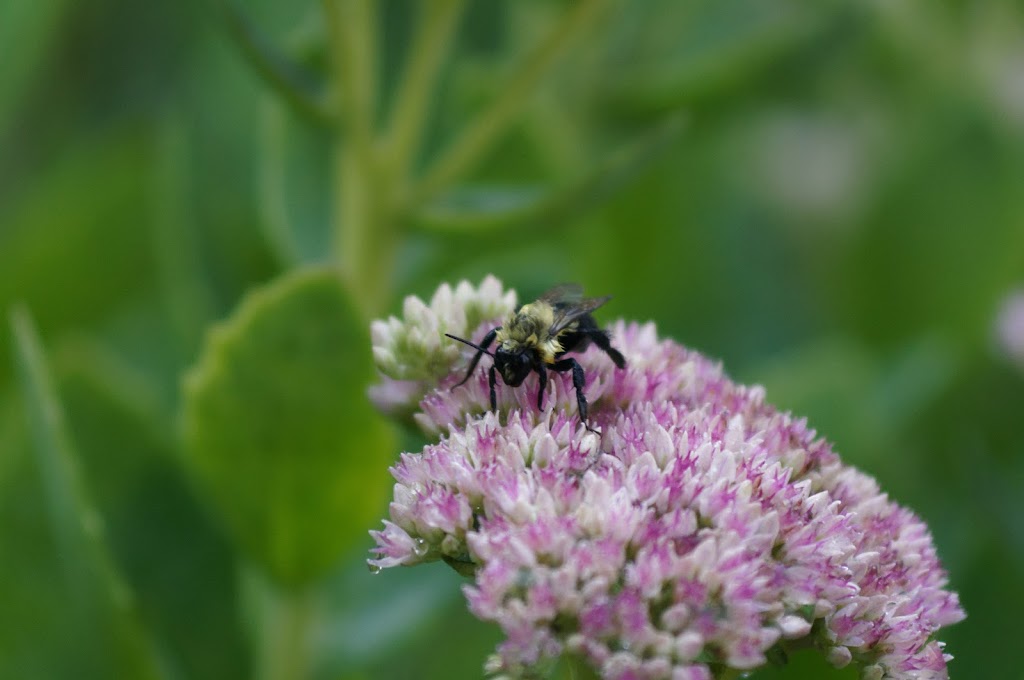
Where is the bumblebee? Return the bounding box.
[445,284,626,433]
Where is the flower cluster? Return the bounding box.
[369,278,965,680]
[369,275,516,418]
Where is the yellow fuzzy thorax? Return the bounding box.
[495,301,564,364]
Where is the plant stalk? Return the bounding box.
[383,0,467,182]
[322,0,394,316]
[409,0,606,207]
[257,585,315,680]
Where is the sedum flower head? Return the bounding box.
[369,278,964,680]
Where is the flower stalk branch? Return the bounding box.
[384,0,468,183]
[322,0,394,315]
[255,581,316,680]
[408,0,607,208]
[316,0,612,317]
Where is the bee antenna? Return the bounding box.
[445,333,494,356]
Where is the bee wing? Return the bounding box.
[542,284,611,335]
[537,283,585,306]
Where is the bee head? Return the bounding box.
[494,347,531,387]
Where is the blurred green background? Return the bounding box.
[2,0,1022,678]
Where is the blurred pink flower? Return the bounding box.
[995,288,1024,368]
[369,278,964,680]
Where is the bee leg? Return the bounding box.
[551,358,598,434]
[453,327,499,388]
[488,364,498,411]
[585,329,626,369]
[536,363,548,411]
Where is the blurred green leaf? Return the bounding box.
[603,0,829,114]
[751,334,961,470]
[54,334,174,486]
[219,0,332,124]
[0,0,70,134]
[257,96,334,267]
[412,184,547,233]
[751,337,883,463]
[54,333,249,680]
[0,389,25,488]
[9,306,165,680]
[355,571,503,680]
[181,267,395,585]
[412,114,685,234]
[835,105,1024,349]
[0,133,156,385]
[869,334,959,438]
[152,116,220,361]
[313,554,465,674]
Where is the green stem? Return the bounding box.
[334,142,397,316]
[322,0,393,315]
[257,585,315,680]
[383,0,467,182]
[409,0,606,207]
[322,0,376,140]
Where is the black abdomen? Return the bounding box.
[555,313,600,357]
[554,312,626,368]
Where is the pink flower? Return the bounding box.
[995,287,1024,370]
[369,278,964,679]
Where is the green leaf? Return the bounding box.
[181,267,395,586]
[54,335,173,452]
[152,117,220,360]
[9,306,165,680]
[0,390,24,488]
[750,337,883,463]
[412,184,547,233]
[313,554,464,672]
[835,105,1024,350]
[0,134,156,386]
[53,333,249,680]
[602,0,828,114]
[218,0,333,124]
[257,96,334,267]
[411,114,686,235]
[749,335,959,468]
[0,0,70,134]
